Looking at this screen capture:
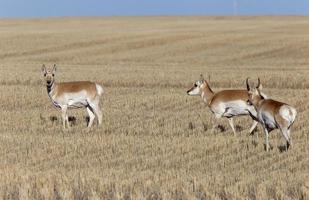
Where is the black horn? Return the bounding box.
[52,64,57,72]
[246,78,250,91]
[256,78,260,88]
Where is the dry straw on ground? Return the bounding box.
[0,16,308,199]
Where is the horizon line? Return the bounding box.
[1,14,309,20]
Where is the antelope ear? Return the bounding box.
[256,78,263,90]
[41,64,46,73]
[257,83,263,90]
[52,64,57,72]
[256,87,264,97]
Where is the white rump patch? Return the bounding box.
[96,84,104,96]
[280,105,297,124]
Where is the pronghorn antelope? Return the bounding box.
[187,74,265,135]
[42,64,104,129]
[246,78,297,151]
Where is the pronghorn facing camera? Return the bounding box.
[246,78,297,151]
[42,64,104,130]
[187,74,262,136]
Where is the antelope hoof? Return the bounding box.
[287,141,291,150]
[83,127,92,133]
[264,144,273,151]
[62,128,69,132]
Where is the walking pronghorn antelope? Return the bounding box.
[187,74,264,135]
[246,78,297,151]
[42,64,104,129]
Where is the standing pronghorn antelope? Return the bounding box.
[246,78,297,151]
[187,74,264,135]
[42,64,104,129]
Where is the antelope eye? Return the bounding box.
[44,73,46,77]
[52,74,54,77]
[194,83,197,87]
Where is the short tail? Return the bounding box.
[284,106,297,129]
[280,105,297,128]
[289,107,297,127]
[96,84,104,96]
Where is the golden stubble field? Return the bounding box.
[0,16,308,199]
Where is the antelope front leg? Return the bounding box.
[227,118,236,136]
[263,126,270,151]
[249,120,259,140]
[211,122,216,134]
[61,106,68,130]
[211,116,218,134]
[249,120,258,139]
[65,112,71,130]
[211,114,221,134]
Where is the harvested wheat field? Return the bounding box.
[0,16,308,199]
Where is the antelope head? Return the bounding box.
[187,74,208,96]
[246,78,263,106]
[42,64,57,86]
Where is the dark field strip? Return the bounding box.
[1,79,308,91]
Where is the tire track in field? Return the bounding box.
[198,125,307,179]
[0,33,203,60]
[105,90,189,134]
[0,35,134,59]
[224,126,306,173]
[0,34,149,59]
[209,146,307,194]
[238,149,305,178]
